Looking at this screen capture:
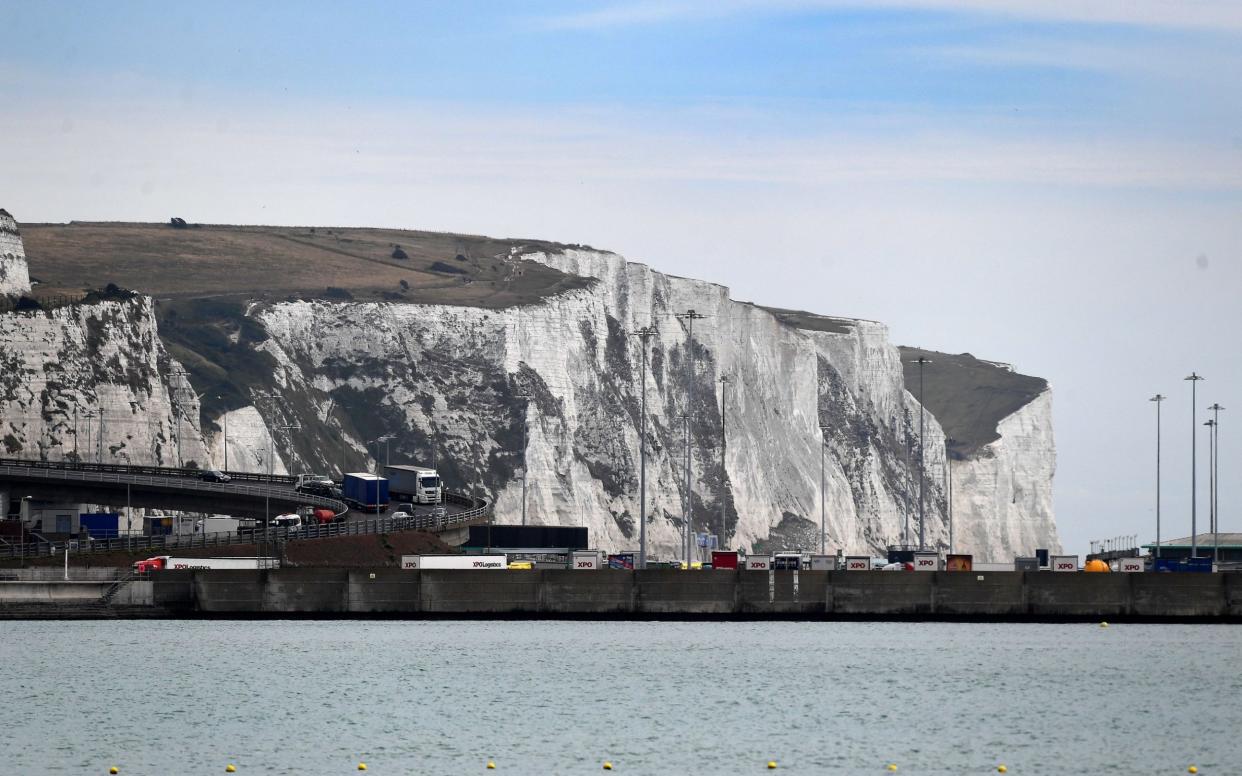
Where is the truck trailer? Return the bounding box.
[133,556,279,573]
[401,554,507,570]
[342,473,389,513]
[384,465,443,504]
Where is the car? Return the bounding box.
[391,511,412,520]
[396,502,416,514]
[198,469,231,483]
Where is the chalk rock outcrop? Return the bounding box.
[0,209,32,297]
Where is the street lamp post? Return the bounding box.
[630,325,656,569]
[676,309,707,564]
[910,356,933,551]
[1185,373,1204,558]
[216,396,229,471]
[945,437,955,554]
[515,393,530,527]
[368,434,392,477]
[820,425,830,555]
[1205,418,1216,566]
[1208,403,1224,566]
[1150,394,1166,559]
[719,374,730,553]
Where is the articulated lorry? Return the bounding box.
[384,465,442,504]
[342,473,389,513]
[133,556,279,573]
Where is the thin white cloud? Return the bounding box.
[541,0,1242,32]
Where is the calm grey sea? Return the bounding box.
[1,621,1239,774]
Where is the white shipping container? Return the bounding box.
[571,551,602,570]
[745,556,771,571]
[913,552,940,571]
[1118,557,1145,573]
[845,556,872,571]
[1051,555,1078,572]
[810,555,837,571]
[402,555,507,570]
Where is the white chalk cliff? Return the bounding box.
[0,209,1059,560]
[0,209,32,297]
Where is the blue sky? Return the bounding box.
[2,1,1240,556]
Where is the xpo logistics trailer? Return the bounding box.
[401,554,507,570]
[133,556,279,572]
[342,473,389,513]
[384,464,443,505]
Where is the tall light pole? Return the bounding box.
[719,374,730,553]
[903,423,911,546]
[630,326,656,568]
[1208,403,1224,566]
[1205,419,1216,566]
[368,434,392,477]
[216,396,229,471]
[273,424,302,477]
[910,356,932,551]
[677,413,691,562]
[1150,394,1166,559]
[1185,372,1204,558]
[945,437,955,554]
[819,425,830,555]
[515,392,531,526]
[675,309,706,563]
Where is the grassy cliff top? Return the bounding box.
[21,220,591,308]
[898,347,1048,458]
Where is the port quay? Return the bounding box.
[3,566,1240,621]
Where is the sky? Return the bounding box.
[1,0,1239,556]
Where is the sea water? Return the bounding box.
[1,620,1238,774]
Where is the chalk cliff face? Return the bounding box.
[1,206,1058,560]
[0,295,204,467]
[950,390,1059,556]
[0,209,32,297]
[248,248,1055,560]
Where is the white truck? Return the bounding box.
[133,556,279,572]
[401,554,506,570]
[384,465,442,505]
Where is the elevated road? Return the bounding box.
[0,458,346,520]
[0,459,491,559]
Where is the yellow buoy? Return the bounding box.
[358,764,367,772]
[1100,621,1109,628]
[225,766,236,774]
[487,761,496,770]
[1188,767,1198,774]
[767,762,777,770]
[109,769,119,775]
[997,766,1007,773]
[603,762,613,770]
[888,765,898,772]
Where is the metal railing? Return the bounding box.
[0,457,297,485]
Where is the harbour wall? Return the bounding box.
[155,569,1242,621]
[4,570,1240,620]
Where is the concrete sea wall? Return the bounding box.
[140,569,1242,621]
[5,570,1239,620]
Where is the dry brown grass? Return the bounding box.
[21,221,591,308]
